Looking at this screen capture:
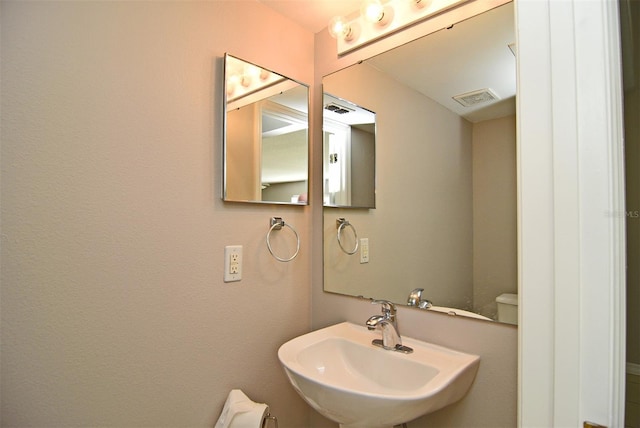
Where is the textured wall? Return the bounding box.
[1,2,313,426]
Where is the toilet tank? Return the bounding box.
[496,293,518,325]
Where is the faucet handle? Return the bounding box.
[407,288,424,306]
[371,299,396,316]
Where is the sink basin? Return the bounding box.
[278,322,480,428]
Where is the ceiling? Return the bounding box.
[258,0,360,33]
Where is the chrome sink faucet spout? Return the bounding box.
[407,288,433,309]
[366,300,413,353]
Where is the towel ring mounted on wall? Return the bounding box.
[336,218,359,255]
[266,217,300,262]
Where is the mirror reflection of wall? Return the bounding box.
[323,94,376,208]
[223,54,309,205]
[322,2,517,323]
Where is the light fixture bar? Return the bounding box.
[336,0,470,55]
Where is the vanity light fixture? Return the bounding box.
[328,0,470,55]
[328,16,356,41]
[241,64,262,87]
[226,74,240,97]
[225,54,286,104]
[361,0,384,22]
[412,0,433,9]
[361,0,393,25]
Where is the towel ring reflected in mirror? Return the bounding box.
[336,218,358,255]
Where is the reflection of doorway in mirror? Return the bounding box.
[259,100,309,203]
[322,93,376,208]
[323,124,351,206]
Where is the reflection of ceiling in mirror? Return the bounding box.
[364,2,515,123]
[323,93,375,126]
[273,85,309,114]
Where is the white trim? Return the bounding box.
[517,0,626,426]
[516,0,555,424]
[550,1,581,423]
[575,0,626,425]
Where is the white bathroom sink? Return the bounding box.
[278,322,480,428]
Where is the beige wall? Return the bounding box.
[472,115,517,319]
[0,2,313,426]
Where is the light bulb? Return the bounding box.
[361,0,385,23]
[245,65,260,79]
[226,75,239,96]
[412,0,432,9]
[328,16,352,40]
[241,64,261,87]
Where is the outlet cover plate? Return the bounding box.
[224,245,242,282]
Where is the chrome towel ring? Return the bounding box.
[266,217,300,262]
[336,218,358,255]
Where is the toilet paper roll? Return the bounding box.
[215,389,269,428]
[228,403,268,428]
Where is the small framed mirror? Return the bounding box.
[223,54,309,205]
[322,93,376,208]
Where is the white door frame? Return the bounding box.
[516,0,626,426]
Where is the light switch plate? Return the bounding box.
[360,238,369,264]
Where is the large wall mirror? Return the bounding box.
[223,54,309,205]
[323,2,517,323]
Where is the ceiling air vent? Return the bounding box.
[452,88,500,107]
[324,102,355,114]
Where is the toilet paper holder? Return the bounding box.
[214,389,278,428]
[263,413,278,428]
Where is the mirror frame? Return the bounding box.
[222,53,310,205]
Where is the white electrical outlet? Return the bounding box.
[360,238,369,264]
[224,245,242,282]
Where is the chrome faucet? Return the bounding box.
[407,288,433,309]
[366,300,413,353]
